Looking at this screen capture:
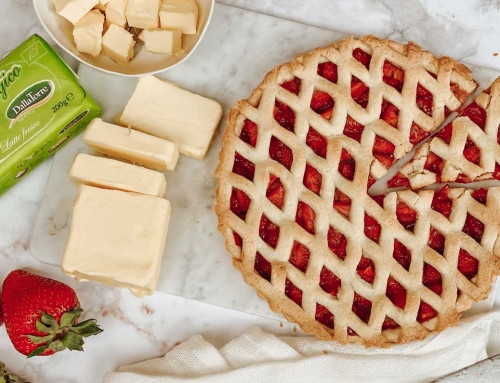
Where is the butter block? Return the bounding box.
[83,118,179,170]
[138,29,182,55]
[69,153,167,196]
[160,0,198,35]
[120,76,222,159]
[125,0,161,29]
[102,24,135,65]
[73,10,105,57]
[106,0,128,28]
[62,185,171,297]
[53,0,99,24]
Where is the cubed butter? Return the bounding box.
[159,0,198,35]
[102,24,135,65]
[125,0,161,29]
[83,118,180,170]
[138,29,182,55]
[120,76,222,159]
[69,153,167,196]
[73,9,105,57]
[62,185,171,297]
[106,0,128,28]
[53,0,99,24]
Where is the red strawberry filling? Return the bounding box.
[239,119,258,147]
[274,100,296,132]
[410,123,431,145]
[422,263,443,295]
[311,90,335,120]
[461,102,487,130]
[306,127,327,158]
[352,48,371,69]
[269,136,294,170]
[343,115,365,142]
[428,227,445,255]
[254,252,272,281]
[386,277,407,309]
[462,213,484,243]
[289,242,310,273]
[471,188,488,204]
[417,301,438,323]
[463,139,481,165]
[380,100,399,128]
[436,123,453,144]
[457,249,479,280]
[371,194,386,207]
[423,152,444,181]
[280,76,301,95]
[266,174,286,209]
[303,164,322,195]
[333,189,351,219]
[383,61,405,92]
[328,226,348,260]
[233,231,242,248]
[319,266,341,297]
[396,199,418,232]
[318,61,338,83]
[382,316,400,330]
[388,172,411,188]
[431,186,453,218]
[416,83,433,116]
[494,163,500,180]
[296,201,316,234]
[259,215,280,248]
[356,256,375,284]
[315,303,334,329]
[373,136,396,168]
[285,279,303,307]
[351,76,370,108]
[230,188,251,220]
[352,293,371,323]
[364,213,381,243]
[232,153,255,181]
[393,239,412,271]
[338,148,356,180]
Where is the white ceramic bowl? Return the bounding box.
[33,0,215,76]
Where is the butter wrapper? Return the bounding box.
[0,34,101,196]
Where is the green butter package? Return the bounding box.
[0,34,101,196]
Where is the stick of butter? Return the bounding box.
[53,0,99,24]
[0,35,101,197]
[73,9,105,57]
[119,76,223,159]
[126,0,161,29]
[160,0,198,35]
[62,185,171,297]
[138,29,182,55]
[69,153,167,196]
[83,118,179,170]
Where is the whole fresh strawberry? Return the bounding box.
[1,270,102,358]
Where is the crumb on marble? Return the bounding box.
[494,53,499,57]
[293,326,297,332]
[143,304,155,315]
[323,350,328,354]
[279,322,283,327]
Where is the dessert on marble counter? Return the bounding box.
[215,35,500,346]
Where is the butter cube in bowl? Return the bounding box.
[33,0,215,76]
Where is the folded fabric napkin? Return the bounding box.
[103,311,500,383]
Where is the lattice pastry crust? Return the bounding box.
[214,36,500,346]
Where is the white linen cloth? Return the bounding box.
[103,311,500,383]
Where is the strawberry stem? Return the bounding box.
[0,362,27,383]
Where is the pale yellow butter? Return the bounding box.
[73,9,105,57]
[69,153,167,196]
[125,0,161,29]
[61,185,171,297]
[138,29,182,55]
[83,118,179,170]
[53,0,99,24]
[160,0,198,35]
[120,76,222,159]
[105,0,128,28]
[102,24,135,65]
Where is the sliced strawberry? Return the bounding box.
[343,115,365,142]
[319,266,341,297]
[303,164,322,195]
[461,102,487,130]
[233,231,242,248]
[356,256,375,284]
[373,136,395,168]
[352,293,371,323]
[280,76,301,95]
[457,249,479,280]
[383,61,405,92]
[364,213,381,243]
[333,189,351,218]
[393,239,412,271]
[450,82,468,103]
[494,163,500,180]
[328,226,348,260]
[353,48,371,69]
[239,119,258,147]
[306,127,327,158]
[416,84,433,116]
[269,136,293,170]
[386,277,407,309]
[428,227,445,255]
[396,199,418,232]
[471,188,488,205]
[417,301,438,323]
[380,100,399,128]
[456,173,472,183]
[259,215,280,249]
[462,213,484,243]
[338,149,356,181]
[371,194,386,207]
[285,279,302,307]
[289,242,310,273]
[351,77,369,108]
[310,90,334,120]
[424,152,444,179]
[410,122,430,145]
[382,316,400,330]
[266,174,285,209]
[436,123,453,144]
[230,188,251,220]
[388,172,411,188]
[463,139,481,165]
[431,186,453,218]
[232,153,255,181]
[296,202,316,234]
[317,61,338,83]
[423,263,443,295]
[254,252,272,281]
[273,100,296,132]
[315,303,334,329]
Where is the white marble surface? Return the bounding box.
[2,1,500,382]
